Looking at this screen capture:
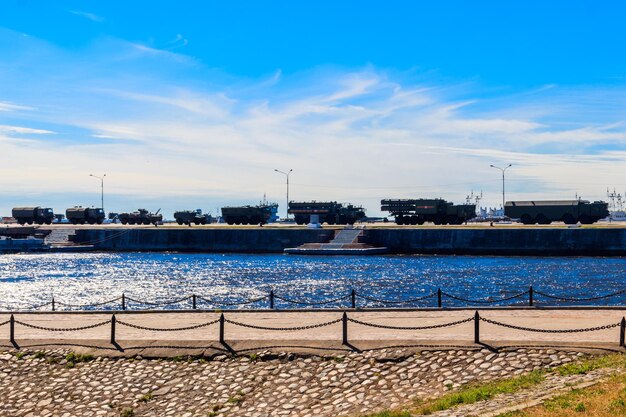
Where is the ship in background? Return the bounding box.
[606,188,626,222]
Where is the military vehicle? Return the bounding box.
[221,203,278,225]
[505,200,609,225]
[174,209,212,226]
[118,209,162,226]
[381,199,477,225]
[11,207,55,225]
[66,207,105,225]
[288,201,366,225]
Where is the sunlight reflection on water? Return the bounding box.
[0,253,625,309]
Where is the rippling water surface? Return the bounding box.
[0,253,625,309]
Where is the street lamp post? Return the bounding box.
[274,169,293,220]
[490,164,512,211]
[89,174,106,214]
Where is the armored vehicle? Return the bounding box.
[118,209,162,226]
[288,201,366,225]
[11,207,55,225]
[66,207,105,225]
[381,199,477,225]
[174,209,212,226]
[505,200,609,225]
[221,203,278,225]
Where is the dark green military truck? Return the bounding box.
[12,207,55,225]
[505,200,609,224]
[381,198,476,225]
[66,207,105,225]
[287,201,366,225]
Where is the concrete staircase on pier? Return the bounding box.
[284,227,388,255]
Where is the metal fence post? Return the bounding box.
[219,313,225,344]
[51,297,55,312]
[351,289,356,309]
[342,312,348,345]
[121,293,126,311]
[269,290,274,309]
[437,288,442,308]
[192,294,197,310]
[474,311,480,344]
[9,315,15,346]
[620,317,625,347]
[110,314,116,344]
[529,286,534,307]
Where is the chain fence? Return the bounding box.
[0,311,625,349]
[1,286,626,312]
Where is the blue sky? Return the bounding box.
[1,1,626,217]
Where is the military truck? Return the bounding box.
[174,209,212,226]
[221,203,278,225]
[288,201,366,225]
[66,207,105,225]
[381,198,477,225]
[505,200,609,225]
[118,209,162,226]
[11,207,55,225]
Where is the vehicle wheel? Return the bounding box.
[226,220,234,225]
[395,216,403,225]
[201,219,207,225]
[562,214,576,225]
[194,219,201,225]
[536,214,551,225]
[520,214,533,225]
[176,219,183,225]
[417,218,425,225]
[409,216,418,225]
[97,220,103,225]
[579,215,593,224]
[121,220,128,225]
[143,220,151,225]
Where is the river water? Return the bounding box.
[0,253,625,310]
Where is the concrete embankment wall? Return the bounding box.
[71,228,335,252]
[364,228,626,256]
[70,227,626,255]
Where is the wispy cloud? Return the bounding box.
[0,31,625,215]
[0,125,54,135]
[0,101,33,112]
[69,10,104,23]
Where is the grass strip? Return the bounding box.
[362,353,626,417]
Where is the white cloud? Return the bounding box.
[69,10,104,22]
[0,101,33,112]
[0,125,54,135]
[1,32,626,216]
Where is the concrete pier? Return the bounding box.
[66,225,626,255]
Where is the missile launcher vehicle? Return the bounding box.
[174,209,212,226]
[505,200,609,225]
[381,198,476,225]
[66,207,105,225]
[11,207,55,225]
[118,208,162,226]
[221,203,278,225]
[288,201,366,225]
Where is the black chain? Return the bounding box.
[273,294,350,306]
[356,292,437,304]
[116,318,220,331]
[0,320,10,326]
[347,316,474,330]
[29,301,54,310]
[534,289,626,302]
[442,291,529,304]
[480,317,621,333]
[224,317,342,331]
[14,319,111,332]
[196,295,267,307]
[125,295,192,306]
[56,297,122,308]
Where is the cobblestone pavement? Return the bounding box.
[424,367,620,417]
[0,348,592,417]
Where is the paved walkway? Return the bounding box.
[1,309,625,355]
